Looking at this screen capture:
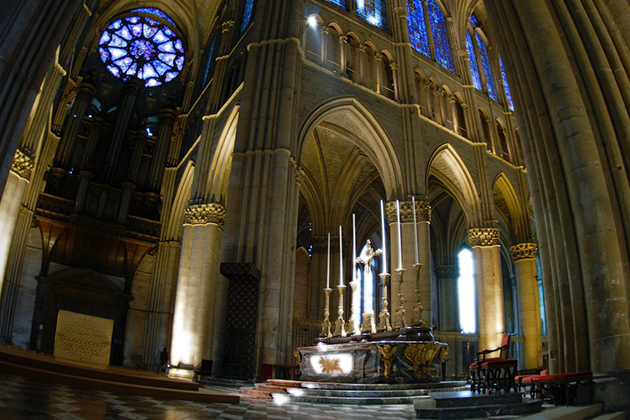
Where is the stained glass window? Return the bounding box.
[476,32,498,101]
[325,0,345,8]
[202,37,217,86]
[98,11,185,87]
[240,0,254,33]
[466,32,482,91]
[500,58,514,111]
[407,0,430,57]
[130,8,176,26]
[427,0,454,73]
[356,0,387,30]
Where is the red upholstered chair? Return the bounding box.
[469,335,517,393]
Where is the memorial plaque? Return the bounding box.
[53,310,114,369]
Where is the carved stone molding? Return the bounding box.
[466,227,500,247]
[11,149,34,180]
[385,200,431,223]
[510,243,538,262]
[159,240,182,250]
[295,166,305,185]
[184,203,225,228]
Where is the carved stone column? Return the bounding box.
[467,227,503,352]
[147,107,177,192]
[169,203,225,378]
[56,81,95,169]
[511,242,542,369]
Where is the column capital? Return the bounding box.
[221,20,235,33]
[385,200,431,223]
[184,203,225,228]
[466,227,500,247]
[510,243,538,261]
[11,149,34,180]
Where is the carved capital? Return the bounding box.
[295,166,305,185]
[184,203,225,228]
[159,240,182,250]
[221,20,235,33]
[386,200,431,223]
[11,149,34,180]
[511,243,538,261]
[466,227,500,247]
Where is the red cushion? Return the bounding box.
[470,357,502,369]
[549,371,593,382]
[481,358,517,369]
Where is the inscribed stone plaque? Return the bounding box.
[54,310,113,369]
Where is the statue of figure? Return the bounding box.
[358,239,382,333]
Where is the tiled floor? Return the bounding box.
[0,373,417,419]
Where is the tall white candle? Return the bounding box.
[352,214,357,284]
[381,200,387,274]
[339,225,343,286]
[327,232,331,289]
[397,200,403,269]
[412,196,419,264]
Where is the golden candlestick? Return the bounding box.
[333,284,347,337]
[378,273,392,332]
[320,287,332,338]
[412,263,425,326]
[394,267,407,329]
[347,281,357,335]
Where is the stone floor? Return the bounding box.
[0,373,417,419]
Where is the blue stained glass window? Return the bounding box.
[500,58,514,111]
[240,0,254,33]
[407,0,430,57]
[356,0,387,29]
[476,32,498,101]
[466,32,482,90]
[131,8,176,26]
[427,0,454,72]
[99,10,185,87]
[325,0,346,7]
[469,13,479,28]
[202,37,217,86]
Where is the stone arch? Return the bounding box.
[205,105,239,205]
[427,143,483,227]
[163,160,195,240]
[297,97,404,199]
[493,172,528,243]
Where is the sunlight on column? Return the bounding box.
[458,248,476,334]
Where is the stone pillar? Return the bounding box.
[386,200,432,327]
[104,78,140,182]
[390,61,400,101]
[147,107,177,192]
[169,203,225,378]
[512,243,542,369]
[339,35,348,75]
[374,52,383,94]
[55,81,95,168]
[435,265,459,331]
[467,227,503,352]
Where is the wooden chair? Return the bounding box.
[470,335,517,393]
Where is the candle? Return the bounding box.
[380,200,387,274]
[339,225,343,286]
[397,200,403,269]
[352,214,356,284]
[412,196,419,264]
[327,232,331,289]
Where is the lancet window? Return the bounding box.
[466,14,498,101]
[407,0,455,73]
[240,0,255,33]
[356,0,387,30]
[500,58,514,111]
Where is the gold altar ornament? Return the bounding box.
[319,357,343,373]
[404,343,441,380]
[378,344,398,380]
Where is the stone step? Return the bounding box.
[241,387,272,399]
[432,390,524,407]
[266,379,303,388]
[414,398,543,419]
[297,380,468,391]
[519,403,603,420]
[590,412,626,420]
[287,386,432,398]
[257,383,288,393]
[277,392,434,405]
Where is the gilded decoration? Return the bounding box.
[319,357,342,373]
[184,203,225,227]
[466,227,500,247]
[378,344,398,380]
[11,149,34,180]
[294,350,302,365]
[511,243,538,261]
[386,200,431,223]
[403,343,441,381]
